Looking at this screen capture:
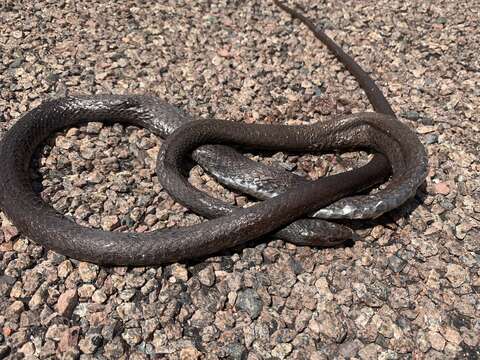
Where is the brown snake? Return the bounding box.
[0,2,428,265]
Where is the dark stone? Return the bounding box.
[91,334,103,347]
[69,65,83,76]
[46,72,60,83]
[388,255,407,273]
[402,111,420,120]
[220,257,234,272]
[420,117,434,125]
[375,334,389,348]
[191,287,222,313]
[425,134,438,144]
[8,56,24,69]
[235,288,263,319]
[449,312,471,329]
[0,345,10,359]
[225,343,248,360]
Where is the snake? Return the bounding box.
[0,2,428,265]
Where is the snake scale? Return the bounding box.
[0,1,428,265]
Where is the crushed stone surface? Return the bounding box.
[0,0,479,359]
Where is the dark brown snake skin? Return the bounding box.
[0,2,428,265]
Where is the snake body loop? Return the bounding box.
[0,95,426,265]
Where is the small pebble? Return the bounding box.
[56,289,78,317]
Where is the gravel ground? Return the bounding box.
[1,0,479,359]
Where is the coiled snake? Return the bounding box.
[0,1,428,265]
